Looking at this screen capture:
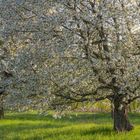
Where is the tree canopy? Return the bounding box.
[0,0,140,132]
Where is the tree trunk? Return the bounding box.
[113,101,133,132]
[111,102,114,119]
[0,107,4,119]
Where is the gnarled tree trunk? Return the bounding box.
[113,100,133,132]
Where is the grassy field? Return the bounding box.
[0,112,140,140]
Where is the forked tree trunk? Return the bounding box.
[113,101,133,132]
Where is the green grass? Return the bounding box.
[0,112,140,140]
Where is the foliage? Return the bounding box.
[0,0,140,131]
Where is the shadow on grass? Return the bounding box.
[0,112,139,140]
[5,112,113,124]
[129,113,140,125]
[26,126,114,140]
[82,127,114,136]
[4,112,140,125]
[0,112,114,139]
[5,113,52,121]
[0,122,66,139]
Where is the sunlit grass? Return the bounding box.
[0,112,140,140]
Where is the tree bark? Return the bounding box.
[111,102,114,119]
[0,95,4,119]
[0,107,4,119]
[113,101,133,132]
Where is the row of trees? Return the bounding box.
[0,0,140,132]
